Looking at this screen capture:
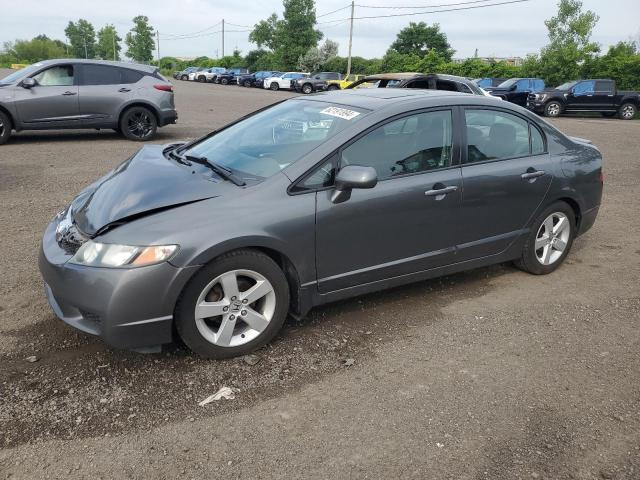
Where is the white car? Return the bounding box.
[263,72,309,91]
[189,67,227,83]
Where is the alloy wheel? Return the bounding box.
[535,212,570,265]
[546,103,560,117]
[194,269,276,347]
[621,104,635,119]
[127,111,153,139]
[0,119,4,137]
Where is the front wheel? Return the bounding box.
[515,202,576,275]
[544,101,562,118]
[327,84,339,91]
[198,76,206,83]
[619,102,637,120]
[175,250,290,359]
[244,80,252,87]
[301,83,313,94]
[0,110,12,145]
[221,78,229,85]
[119,106,157,141]
[270,82,280,91]
[181,75,188,81]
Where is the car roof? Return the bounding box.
[35,58,157,73]
[363,72,422,80]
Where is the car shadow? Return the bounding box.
[8,130,176,145]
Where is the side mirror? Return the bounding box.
[21,77,36,89]
[331,165,378,204]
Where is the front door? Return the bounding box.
[566,80,595,110]
[315,109,463,293]
[14,64,79,125]
[458,107,554,260]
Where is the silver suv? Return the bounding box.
[0,59,177,144]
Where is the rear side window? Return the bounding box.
[465,109,530,163]
[530,124,545,155]
[82,64,121,85]
[120,68,144,84]
[406,79,430,89]
[595,80,613,93]
[459,83,472,94]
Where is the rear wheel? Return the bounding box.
[197,75,206,83]
[327,84,339,91]
[175,250,290,359]
[619,102,637,120]
[544,101,562,118]
[515,201,576,275]
[270,82,280,91]
[119,106,157,141]
[181,75,188,81]
[221,77,229,85]
[244,80,252,87]
[0,110,12,145]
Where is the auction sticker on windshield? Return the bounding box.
[320,106,361,120]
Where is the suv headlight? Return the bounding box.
[536,93,548,101]
[70,241,178,268]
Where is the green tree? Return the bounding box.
[297,39,339,72]
[538,0,599,86]
[3,37,67,63]
[65,19,97,58]
[388,22,454,62]
[125,15,155,63]
[96,25,122,60]
[250,0,323,70]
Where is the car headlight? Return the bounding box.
[536,93,548,101]
[70,241,178,268]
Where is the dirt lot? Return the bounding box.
[0,72,639,479]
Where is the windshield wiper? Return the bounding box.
[184,155,246,186]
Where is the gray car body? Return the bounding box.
[39,89,602,350]
[0,59,177,132]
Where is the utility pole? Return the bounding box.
[112,30,117,60]
[156,30,161,63]
[221,19,225,58]
[346,1,355,78]
[83,37,88,59]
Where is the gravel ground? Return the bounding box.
[0,72,639,479]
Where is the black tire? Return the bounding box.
[243,80,252,87]
[119,106,157,141]
[197,75,206,83]
[619,102,637,120]
[270,82,279,91]
[544,101,562,118]
[181,75,188,81]
[327,84,339,91]
[0,110,12,145]
[175,249,290,359]
[514,201,576,275]
[221,77,229,85]
[301,83,313,94]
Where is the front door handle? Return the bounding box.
[521,169,546,182]
[118,88,131,93]
[425,185,458,200]
[61,91,77,96]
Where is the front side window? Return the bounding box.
[183,100,368,179]
[465,109,530,163]
[341,110,453,180]
[573,81,595,96]
[33,65,74,86]
[515,79,531,91]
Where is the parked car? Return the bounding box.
[175,67,198,80]
[325,74,366,90]
[474,77,507,88]
[527,79,640,120]
[39,88,602,358]
[215,68,250,85]
[0,59,177,144]
[252,71,282,89]
[192,67,226,83]
[263,72,309,91]
[346,73,487,96]
[237,71,275,88]
[183,67,206,81]
[485,78,545,106]
[294,72,342,94]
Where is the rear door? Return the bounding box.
[78,64,142,126]
[314,108,463,292]
[458,107,553,260]
[592,80,615,109]
[13,63,80,125]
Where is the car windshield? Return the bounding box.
[496,79,519,88]
[556,81,578,91]
[182,100,369,179]
[0,63,44,84]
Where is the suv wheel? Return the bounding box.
[221,78,229,85]
[270,82,280,91]
[327,84,339,91]
[544,101,562,118]
[515,201,575,275]
[198,75,206,83]
[175,249,290,359]
[181,75,188,81]
[619,102,637,120]
[0,110,12,145]
[120,106,157,141]
[301,83,313,94]
[244,80,252,87]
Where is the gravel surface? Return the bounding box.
[0,72,639,479]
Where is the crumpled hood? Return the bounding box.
[71,145,224,236]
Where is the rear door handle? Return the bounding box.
[118,88,131,93]
[425,185,458,199]
[62,91,77,96]
[521,169,546,181]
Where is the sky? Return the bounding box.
[1,0,639,60]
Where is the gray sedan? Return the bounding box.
[39,89,603,358]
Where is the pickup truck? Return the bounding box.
[527,79,639,120]
[485,78,545,107]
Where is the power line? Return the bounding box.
[355,0,498,9]
[161,21,222,38]
[317,4,352,18]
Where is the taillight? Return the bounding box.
[154,84,173,92]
